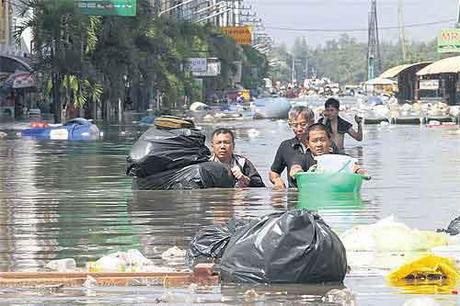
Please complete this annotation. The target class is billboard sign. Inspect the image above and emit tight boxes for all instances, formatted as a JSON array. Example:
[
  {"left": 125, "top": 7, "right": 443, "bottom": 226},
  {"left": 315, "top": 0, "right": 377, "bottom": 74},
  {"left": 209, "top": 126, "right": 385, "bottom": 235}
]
[
  {"left": 187, "top": 58, "right": 207, "bottom": 73},
  {"left": 77, "top": 0, "right": 137, "bottom": 16},
  {"left": 437, "top": 29, "right": 460, "bottom": 53},
  {"left": 193, "top": 58, "right": 221, "bottom": 77},
  {"left": 221, "top": 26, "right": 252, "bottom": 45}
]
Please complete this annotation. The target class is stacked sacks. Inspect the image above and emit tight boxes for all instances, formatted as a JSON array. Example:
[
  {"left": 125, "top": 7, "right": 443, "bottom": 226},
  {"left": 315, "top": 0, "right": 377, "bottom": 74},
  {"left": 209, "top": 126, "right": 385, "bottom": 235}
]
[
  {"left": 187, "top": 210, "right": 347, "bottom": 284},
  {"left": 127, "top": 116, "right": 234, "bottom": 190}
]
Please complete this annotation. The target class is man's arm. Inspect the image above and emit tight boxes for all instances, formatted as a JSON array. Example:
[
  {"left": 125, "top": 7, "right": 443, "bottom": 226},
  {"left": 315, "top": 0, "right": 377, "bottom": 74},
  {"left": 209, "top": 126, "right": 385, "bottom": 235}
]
[
  {"left": 348, "top": 124, "right": 363, "bottom": 141},
  {"left": 242, "top": 159, "right": 265, "bottom": 187},
  {"left": 269, "top": 171, "right": 285, "bottom": 189},
  {"left": 269, "top": 143, "right": 287, "bottom": 189}
]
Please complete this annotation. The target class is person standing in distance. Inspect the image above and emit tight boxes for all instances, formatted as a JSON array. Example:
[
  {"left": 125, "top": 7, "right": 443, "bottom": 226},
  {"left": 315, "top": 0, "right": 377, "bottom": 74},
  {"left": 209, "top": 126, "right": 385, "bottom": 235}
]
[{"left": 319, "top": 98, "right": 363, "bottom": 152}]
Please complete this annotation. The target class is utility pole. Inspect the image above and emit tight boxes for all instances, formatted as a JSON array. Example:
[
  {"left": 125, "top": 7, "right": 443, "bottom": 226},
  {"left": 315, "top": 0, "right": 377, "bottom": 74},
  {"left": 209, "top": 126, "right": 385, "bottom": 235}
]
[
  {"left": 398, "top": 0, "right": 407, "bottom": 61},
  {"left": 457, "top": 0, "right": 460, "bottom": 28},
  {"left": 367, "top": 0, "right": 381, "bottom": 80}
]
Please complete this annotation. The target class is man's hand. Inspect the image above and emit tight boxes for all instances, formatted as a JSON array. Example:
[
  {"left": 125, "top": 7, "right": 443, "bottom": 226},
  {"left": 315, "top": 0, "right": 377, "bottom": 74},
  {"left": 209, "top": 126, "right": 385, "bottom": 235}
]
[
  {"left": 289, "top": 164, "right": 303, "bottom": 178},
  {"left": 232, "top": 166, "right": 249, "bottom": 187},
  {"left": 354, "top": 114, "right": 363, "bottom": 125}
]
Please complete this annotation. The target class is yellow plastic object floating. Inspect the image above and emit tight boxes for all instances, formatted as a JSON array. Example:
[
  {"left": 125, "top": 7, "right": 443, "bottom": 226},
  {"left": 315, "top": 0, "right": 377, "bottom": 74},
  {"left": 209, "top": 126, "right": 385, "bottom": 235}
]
[{"left": 387, "top": 254, "right": 460, "bottom": 294}]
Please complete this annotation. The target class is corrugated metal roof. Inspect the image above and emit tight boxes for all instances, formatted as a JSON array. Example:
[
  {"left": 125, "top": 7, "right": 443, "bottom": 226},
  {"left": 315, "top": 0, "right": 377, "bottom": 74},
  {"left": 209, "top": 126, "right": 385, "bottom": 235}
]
[
  {"left": 380, "top": 62, "right": 431, "bottom": 78},
  {"left": 416, "top": 56, "right": 460, "bottom": 76},
  {"left": 379, "top": 64, "right": 412, "bottom": 79}
]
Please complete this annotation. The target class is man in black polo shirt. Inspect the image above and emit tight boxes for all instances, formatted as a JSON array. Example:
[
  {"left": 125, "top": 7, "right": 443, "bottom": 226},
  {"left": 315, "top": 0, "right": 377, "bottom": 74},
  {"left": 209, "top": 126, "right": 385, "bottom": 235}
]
[{"left": 269, "top": 106, "right": 315, "bottom": 189}]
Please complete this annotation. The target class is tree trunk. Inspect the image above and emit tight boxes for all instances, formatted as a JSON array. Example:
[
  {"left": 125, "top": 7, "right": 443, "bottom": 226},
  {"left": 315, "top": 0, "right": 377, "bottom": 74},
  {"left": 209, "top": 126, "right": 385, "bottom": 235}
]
[{"left": 52, "top": 72, "right": 62, "bottom": 123}]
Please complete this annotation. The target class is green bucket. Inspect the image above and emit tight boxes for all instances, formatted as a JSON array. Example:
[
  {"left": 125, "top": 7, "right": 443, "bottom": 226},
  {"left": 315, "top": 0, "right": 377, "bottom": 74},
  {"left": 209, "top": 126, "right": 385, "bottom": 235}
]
[{"left": 294, "top": 172, "right": 364, "bottom": 194}]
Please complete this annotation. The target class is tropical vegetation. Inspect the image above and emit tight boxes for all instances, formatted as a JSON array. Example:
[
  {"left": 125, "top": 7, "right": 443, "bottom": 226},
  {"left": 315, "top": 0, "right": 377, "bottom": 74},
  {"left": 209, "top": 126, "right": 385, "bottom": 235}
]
[
  {"left": 270, "top": 35, "right": 440, "bottom": 85},
  {"left": 16, "top": 0, "right": 268, "bottom": 122}
]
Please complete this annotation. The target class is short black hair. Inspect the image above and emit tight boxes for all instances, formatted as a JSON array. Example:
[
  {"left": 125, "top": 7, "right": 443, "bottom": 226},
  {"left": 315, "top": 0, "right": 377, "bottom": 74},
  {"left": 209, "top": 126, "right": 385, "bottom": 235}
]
[
  {"left": 306, "top": 123, "right": 331, "bottom": 140},
  {"left": 211, "top": 128, "right": 235, "bottom": 144},
  {"left": 324, "top": 98, "right": 340, "bottom": 110}
]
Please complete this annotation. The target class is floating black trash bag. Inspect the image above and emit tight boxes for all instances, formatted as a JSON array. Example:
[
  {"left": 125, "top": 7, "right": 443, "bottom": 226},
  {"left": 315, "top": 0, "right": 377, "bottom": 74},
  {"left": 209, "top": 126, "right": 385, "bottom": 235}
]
[
  {"left": 132, "top": 161, "right": 235, "bottom": 190},
  {"left": 437, "top": 216, "right": 460, "bottom": 236},
  {"left": 126, "top": 127, "right": 210, "bottom": 178},
  {"left": 219, "top": 210, "right": 347, "bottom": 284},
  {"left": 187, "top": 218, "right": 251, "bottom": 265}
]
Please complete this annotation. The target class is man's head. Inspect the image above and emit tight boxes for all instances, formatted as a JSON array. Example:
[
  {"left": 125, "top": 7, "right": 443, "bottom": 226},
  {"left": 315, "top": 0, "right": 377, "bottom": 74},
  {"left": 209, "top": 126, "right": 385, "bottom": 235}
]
[
  {"left": 211, "top": 128, "right": 235, "bottom": 163},
  {"left": 288, "top": 106, "right": 315, "bottom": 139},
  {"left": 324, "top": 98, "right": 340, "bottom": 120},
  {"left": 306, "top": 123, "right": 332, "bottom": 156}
]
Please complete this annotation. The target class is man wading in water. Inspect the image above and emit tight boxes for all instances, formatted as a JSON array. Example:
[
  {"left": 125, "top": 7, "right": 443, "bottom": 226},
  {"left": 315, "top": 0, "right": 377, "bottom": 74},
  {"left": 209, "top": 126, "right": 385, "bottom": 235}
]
[
  {"left": 319, "top": 98, "right": 363, "bottom": 152},
  {"left": 210, "top": 128, "right": 265, "bottom": 188}
]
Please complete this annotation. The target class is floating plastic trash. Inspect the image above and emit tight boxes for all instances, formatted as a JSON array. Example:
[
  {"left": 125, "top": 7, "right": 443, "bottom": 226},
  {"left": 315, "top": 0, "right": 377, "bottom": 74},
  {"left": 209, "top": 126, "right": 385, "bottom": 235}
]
[{"left": 387, "top": 255, "right": 460, "bottom": 293}]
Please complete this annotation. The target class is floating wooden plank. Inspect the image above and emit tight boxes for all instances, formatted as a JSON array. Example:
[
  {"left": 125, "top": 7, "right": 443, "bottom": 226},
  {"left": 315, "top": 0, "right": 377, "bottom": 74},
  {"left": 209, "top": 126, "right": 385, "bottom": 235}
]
[{"left": 0, "top": 264, "right": 218, "bottom": 288}]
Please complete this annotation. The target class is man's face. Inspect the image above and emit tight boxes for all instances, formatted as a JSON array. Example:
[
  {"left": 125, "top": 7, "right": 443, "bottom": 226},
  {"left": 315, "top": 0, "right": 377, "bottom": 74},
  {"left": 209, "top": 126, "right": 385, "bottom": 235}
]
[
  {"left": 324, "top": 106, "right": 339, "bottom": 120},
  {"left": 288, "top": 114, "right": 310, "bottom": 139},
  {"left": 308, "top": 129, "right": 332, "bottom": 156},
  {"left": 212, "top": 133, "right": 234, "bottom": 161}
]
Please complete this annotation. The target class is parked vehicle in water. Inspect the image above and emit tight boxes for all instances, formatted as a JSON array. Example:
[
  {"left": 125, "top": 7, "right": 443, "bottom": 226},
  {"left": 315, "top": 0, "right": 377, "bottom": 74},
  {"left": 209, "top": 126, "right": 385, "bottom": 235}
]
[{"left": 21, "top": 118, "right": 101, "bottom": 140}]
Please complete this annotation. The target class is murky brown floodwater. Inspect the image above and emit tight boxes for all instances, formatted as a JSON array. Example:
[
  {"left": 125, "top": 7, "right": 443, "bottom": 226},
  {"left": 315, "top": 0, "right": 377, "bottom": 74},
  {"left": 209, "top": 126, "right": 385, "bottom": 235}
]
[{"left": 0, "top": 115, "right": 459, "bottom": 305}]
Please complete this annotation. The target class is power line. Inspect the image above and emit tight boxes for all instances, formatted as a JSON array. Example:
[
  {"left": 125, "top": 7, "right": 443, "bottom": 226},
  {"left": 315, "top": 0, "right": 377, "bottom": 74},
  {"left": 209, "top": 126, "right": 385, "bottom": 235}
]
[{"left": 265, "top": 19, "right": 456, "bottom": 33}]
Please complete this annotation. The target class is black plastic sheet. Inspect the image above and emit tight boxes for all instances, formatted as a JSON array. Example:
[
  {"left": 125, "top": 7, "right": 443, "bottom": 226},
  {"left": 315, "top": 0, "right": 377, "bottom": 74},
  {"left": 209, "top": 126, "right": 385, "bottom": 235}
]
[
  {"left": 219, "top": 210, "right": 348, "bottom": 284},
  {"left": 132, "top": 161, "right": 235, "bottom": 190},
  {"left": 437, "top": 216, "right": 460, "bottom": 236},
  {"left": 187, "top": 218, "right": 250, "bottom": 265},
  {"left": 126, "top": 128, "right": 210, "bottom": 178}
]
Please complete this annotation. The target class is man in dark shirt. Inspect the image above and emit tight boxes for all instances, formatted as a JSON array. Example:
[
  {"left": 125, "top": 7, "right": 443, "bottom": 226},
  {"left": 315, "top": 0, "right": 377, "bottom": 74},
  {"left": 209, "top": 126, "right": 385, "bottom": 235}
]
[
  {"left": 319, "top": 98, "right": 363, "bottom": 152},
  {"left": 210, "top": 128, "right": 265, "bottom": 188},
  {"left": 269, "top": 106, "right": 315, "bottom": 188}
]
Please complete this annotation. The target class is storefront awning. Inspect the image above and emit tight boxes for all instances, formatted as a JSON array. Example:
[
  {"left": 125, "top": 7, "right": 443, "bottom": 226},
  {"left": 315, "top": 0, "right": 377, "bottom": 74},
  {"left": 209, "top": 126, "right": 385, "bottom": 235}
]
[
  {"left": 416, "top": 56, "right": 460, "bottom": 76},
  {"left": 2, "top": 71, "right": 36, "bottom": 89},
  {"left": 379, "top": 62, "right": 431, "bottom": 79}
]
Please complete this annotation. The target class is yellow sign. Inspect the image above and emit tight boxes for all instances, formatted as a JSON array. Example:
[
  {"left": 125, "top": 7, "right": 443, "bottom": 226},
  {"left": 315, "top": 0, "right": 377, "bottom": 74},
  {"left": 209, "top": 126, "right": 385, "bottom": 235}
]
[
  {"left": 221, "top": 26, "right": 252, "bottom": 45},
  {"left": 0, "top": 2, "right": 6, "bottom": 43}
]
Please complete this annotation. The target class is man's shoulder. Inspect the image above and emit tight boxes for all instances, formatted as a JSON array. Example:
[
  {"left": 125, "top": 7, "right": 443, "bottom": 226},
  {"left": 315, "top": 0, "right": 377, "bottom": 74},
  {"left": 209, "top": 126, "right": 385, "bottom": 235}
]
[{"left": 279, "top": 137, "right": 298, "bottom": 147}]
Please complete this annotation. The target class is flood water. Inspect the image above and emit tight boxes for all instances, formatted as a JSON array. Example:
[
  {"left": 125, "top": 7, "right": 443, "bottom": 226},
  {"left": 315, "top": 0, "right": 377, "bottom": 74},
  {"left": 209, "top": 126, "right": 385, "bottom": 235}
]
[{"left": 0, "top": 117, "right": 459, "bottom": 305}]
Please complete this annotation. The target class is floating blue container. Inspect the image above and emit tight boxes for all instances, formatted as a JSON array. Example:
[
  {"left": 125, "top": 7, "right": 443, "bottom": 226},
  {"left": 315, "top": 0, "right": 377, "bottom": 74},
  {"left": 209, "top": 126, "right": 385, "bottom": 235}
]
[{"left": 21, "top": 118, "right": 100, "bottom": 140}]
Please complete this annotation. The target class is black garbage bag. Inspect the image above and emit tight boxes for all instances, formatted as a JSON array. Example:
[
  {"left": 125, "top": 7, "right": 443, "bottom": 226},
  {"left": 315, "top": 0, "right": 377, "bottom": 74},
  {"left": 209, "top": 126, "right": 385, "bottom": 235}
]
[
  {"left": 126, "top": 127, "right": 210, "bottom": 178},
  {"left": 437, "top": 216, "right": 460, "bottom": 235},
  {"left": 219, "top": 210, "right": 347, "bottom": 284},
  {"left": 132, "top": 161, "right": 235, "bottom": 190},
  {"left": 187, "top": 218, "right": 251, "bottom": 265}
]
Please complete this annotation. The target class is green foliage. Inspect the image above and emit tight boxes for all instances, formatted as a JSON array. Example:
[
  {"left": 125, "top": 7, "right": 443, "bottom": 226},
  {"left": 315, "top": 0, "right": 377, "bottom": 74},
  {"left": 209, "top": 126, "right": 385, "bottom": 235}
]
[
  {"left": 270, "top": 35, "right": 440, "bottom": 84},
  {"left": 17, "top": 0, "right": 268, "bottom": 121}
]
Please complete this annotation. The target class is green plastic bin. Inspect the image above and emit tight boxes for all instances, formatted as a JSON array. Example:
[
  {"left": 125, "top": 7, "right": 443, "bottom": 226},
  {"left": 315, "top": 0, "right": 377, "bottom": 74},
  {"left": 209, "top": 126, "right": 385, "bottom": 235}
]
[{"left": 294, "top": 172, "right": 364, "bottom": 193}]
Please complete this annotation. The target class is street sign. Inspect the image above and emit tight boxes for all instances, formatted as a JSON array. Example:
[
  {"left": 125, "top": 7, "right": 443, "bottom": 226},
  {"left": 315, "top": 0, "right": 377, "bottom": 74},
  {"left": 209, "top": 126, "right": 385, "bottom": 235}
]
[
  {"left": 221, "top": 26, "right": 252, "bottom": 45},
  {"left": 77, "top": 0, "right": 137, "bottom": 17},
  {"left": 437, "top": 29, "right": 460, "bottom": 53},
  {"left": 419, "top": 79, "right": 439, "bottom": 90}
]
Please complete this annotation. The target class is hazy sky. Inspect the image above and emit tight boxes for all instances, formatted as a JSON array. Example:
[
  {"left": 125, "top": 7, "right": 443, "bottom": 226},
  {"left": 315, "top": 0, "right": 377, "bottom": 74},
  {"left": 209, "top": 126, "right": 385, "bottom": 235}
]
[{"left": 245, "top": 0, "right": 459, "bottom": 46}]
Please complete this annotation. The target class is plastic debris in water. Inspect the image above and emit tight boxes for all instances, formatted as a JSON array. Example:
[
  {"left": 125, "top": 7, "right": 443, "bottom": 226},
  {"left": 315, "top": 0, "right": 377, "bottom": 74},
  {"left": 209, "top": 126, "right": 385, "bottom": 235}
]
[
  {"left": 322, "top": 288, "right": 356, "bottom": 306},
  {"left": 161, "top": 246, "right": 186, "bottom": 262},
  {"left": 45, "top": 258, "right": 77, "bottom": 272},
  {"left": 403, "top": 297, "right": 441, "bottom": 306},
  {"left": 387, "top": 254, "right": 460, "bottom": 293}
]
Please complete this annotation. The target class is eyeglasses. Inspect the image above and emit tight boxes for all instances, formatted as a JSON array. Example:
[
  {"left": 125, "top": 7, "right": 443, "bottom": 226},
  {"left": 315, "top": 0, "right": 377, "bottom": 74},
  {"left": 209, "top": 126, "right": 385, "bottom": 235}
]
[{"left": 288, "top": 121, "right": 309, "bottom": 128}]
